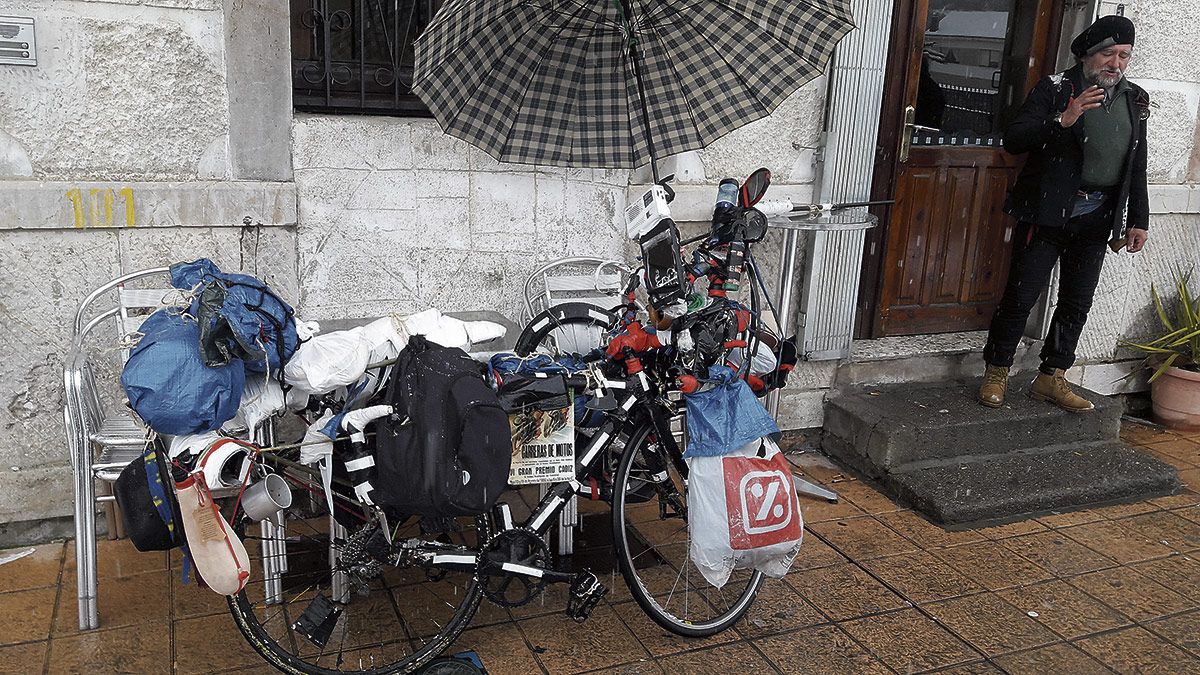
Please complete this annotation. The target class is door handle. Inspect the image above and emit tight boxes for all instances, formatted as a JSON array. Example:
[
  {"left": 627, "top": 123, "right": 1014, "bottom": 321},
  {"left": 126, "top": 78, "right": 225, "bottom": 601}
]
[{"left": 899, "top": 105, "right": 941, "bottom": 163}]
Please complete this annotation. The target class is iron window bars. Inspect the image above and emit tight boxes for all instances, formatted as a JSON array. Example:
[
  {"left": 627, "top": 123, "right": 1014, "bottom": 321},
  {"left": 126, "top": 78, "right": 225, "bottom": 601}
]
[{"left": 291, "top": 0, "right": 441, "bottom": 116}]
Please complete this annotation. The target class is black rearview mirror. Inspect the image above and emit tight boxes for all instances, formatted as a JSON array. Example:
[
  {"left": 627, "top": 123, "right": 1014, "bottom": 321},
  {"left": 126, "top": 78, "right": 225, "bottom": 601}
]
[
  {"left": 739, "top": 167, "right": 771, "bottom": 208},
  {"left": 742, "top": 209, "right": 768, "bottom": 242}
]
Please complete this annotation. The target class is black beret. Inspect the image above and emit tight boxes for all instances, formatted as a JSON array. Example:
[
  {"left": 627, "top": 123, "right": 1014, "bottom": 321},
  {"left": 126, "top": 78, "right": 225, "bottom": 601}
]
[{"left": 1071, "top": 15, "right": 1135, "bottom": 57}]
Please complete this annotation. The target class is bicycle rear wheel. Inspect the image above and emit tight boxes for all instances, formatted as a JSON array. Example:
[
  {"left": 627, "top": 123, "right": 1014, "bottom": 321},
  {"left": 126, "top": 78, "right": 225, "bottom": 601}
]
[
  {"left": 611, "top": 421, "right": 763, "bottom": 636},
  {"left": 227, "top": 483, "right": 488, "bottom": 674}
]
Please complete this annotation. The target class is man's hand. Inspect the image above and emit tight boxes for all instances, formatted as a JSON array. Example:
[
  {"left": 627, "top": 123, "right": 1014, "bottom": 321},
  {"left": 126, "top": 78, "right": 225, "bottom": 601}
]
[
  {"left": 1060, "top": 85, "right": 1105, "bottom": 127},
  {"left": 1127, "top": 228, "right": 1148, "bottom": 253}
]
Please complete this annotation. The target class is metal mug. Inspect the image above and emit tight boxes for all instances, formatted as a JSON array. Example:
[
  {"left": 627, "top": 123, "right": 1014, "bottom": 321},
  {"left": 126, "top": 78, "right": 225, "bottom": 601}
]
[{"left": 240, "top": 473, "right": 293, "bottom": 522}]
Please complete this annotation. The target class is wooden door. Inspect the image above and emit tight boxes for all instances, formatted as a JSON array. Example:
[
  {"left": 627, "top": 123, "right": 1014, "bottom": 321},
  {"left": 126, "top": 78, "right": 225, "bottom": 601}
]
[{"left": 862, "top": 0, "right": 1062, "bottom": 336}]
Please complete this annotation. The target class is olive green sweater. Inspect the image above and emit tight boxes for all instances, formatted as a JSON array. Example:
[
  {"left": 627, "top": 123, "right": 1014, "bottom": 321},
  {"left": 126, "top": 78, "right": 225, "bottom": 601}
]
[{"left": 1080, "top": 78, "right": 1133, "bottom": 189}]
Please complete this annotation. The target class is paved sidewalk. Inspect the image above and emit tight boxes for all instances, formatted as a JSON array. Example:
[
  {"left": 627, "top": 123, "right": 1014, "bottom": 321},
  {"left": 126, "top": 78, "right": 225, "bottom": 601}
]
[{"left": 2, "top": 420, "right": 1199, "bottom": 674}]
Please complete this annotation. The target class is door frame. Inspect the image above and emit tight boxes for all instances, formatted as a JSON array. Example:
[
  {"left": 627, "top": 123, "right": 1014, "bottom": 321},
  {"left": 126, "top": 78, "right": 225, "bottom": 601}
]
[{"left": 854, "top": 0, "right": 1066, "bottom": 338}]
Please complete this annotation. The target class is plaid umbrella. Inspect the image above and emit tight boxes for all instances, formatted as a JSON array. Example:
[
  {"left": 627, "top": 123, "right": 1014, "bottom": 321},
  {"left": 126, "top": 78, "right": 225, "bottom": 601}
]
[{"left": 413, "top": 0, "right": 854, "bottom": 172}]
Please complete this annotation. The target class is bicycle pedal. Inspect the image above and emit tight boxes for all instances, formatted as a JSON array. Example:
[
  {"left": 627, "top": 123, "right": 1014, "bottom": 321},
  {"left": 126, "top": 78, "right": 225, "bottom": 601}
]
[
  {"left": 565, "top": 571, "right": 607, "bottom": 623},
  {"left": 291, "top": 594, "right": 342, "bottom": 649}
]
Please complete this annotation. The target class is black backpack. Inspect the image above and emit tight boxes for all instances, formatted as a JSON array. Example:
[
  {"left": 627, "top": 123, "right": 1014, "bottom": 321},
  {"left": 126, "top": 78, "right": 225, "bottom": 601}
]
[
  {"left": 114, "top": 443, "right": 185, "bottom": 552},
  {"left": 372, "top": 335, "right": 511, "bottom": 517}
]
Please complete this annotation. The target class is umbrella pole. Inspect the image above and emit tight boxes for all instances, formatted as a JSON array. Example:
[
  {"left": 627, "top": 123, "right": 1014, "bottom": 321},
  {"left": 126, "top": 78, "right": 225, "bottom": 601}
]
[{"left": 617, "top": 0, "right": 659, "bottom": 183}]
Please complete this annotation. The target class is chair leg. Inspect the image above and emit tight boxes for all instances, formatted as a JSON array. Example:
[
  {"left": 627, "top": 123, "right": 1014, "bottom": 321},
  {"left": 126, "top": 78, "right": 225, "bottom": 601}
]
[
  {"left": 558, "top": 494, "right": 577, "bottom": 557},
  {"left": 261, "top": 518, "right": 285, "bottom": 605},
  {"left": 74, "top": 469, "right": 99, "bottom": 630},
  {"left": 98, "top": 480, "right": 121, "bottom": 540},
  {"left": 330, "top": 517, "right": 349, "bottom": 604}
]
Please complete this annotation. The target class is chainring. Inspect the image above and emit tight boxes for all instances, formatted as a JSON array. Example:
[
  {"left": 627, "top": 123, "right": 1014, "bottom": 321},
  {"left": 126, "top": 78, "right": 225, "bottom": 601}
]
[{"left": 478, "top": 527, "right": 549, "bottom": 608}]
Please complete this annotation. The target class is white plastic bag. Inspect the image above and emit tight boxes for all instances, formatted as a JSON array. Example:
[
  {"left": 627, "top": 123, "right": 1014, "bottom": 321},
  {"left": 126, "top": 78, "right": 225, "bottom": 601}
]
[
  {"left": 284, "top": 317, "right": 410, "bottom": 395},
  {"left": 284, "top": 328, "right": 373, "bottom": 394},
  {"left": 235, "top": 372, "right": 287, "bottom": 431},
  {"left": 685, "top": 437, "right": 803, "bottom": 588},
  {"left": 167, "top": 431, "right": 222, "bottom": 461}
]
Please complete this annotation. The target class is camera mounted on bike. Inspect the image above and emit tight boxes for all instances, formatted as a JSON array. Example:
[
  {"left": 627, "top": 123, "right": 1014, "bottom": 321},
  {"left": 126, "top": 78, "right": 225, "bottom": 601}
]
[{"left": 625, "top": 175, "right": 688, "bottom": 312}]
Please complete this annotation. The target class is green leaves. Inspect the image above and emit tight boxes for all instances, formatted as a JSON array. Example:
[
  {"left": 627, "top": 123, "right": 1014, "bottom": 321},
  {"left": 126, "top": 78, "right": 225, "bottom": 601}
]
[{"left": 1119, "top": 267, "right": 1199, "bottom": 382}]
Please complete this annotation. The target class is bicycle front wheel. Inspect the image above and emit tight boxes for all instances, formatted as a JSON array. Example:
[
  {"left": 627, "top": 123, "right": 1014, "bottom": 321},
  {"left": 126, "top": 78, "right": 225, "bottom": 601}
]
[
  {"left": 227, "top": 503, "right": 488, "bottom": 675},
  {"left": 612, "top": 421, "right": 764, "bottom": 636}
]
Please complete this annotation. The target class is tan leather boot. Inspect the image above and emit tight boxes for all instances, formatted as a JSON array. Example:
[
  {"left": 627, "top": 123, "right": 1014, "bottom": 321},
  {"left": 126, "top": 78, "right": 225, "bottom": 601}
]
[
  {"left": 978, "top": 365, "right": 1009, "bottom": 408},
  {"left": 1029, "top": 369, "right": 1094, "bottom": 412}
]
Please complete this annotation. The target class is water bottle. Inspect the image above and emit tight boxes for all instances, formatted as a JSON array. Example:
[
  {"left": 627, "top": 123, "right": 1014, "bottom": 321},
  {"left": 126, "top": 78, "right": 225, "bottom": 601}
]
[
  {"left": 713, "top": 178, "right": 739, "bottom": 236},
  {"left": 715, "top": 179, "right": 739, "bottom": 209}
]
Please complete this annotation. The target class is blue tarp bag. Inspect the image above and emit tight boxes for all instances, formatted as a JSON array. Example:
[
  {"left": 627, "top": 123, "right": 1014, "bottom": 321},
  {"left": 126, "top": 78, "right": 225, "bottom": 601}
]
[
  {"left": 170, "top": 259, "right": 299, "bottom": 374},
  {"left": 683, "top": 365, "right": 779, "bottom": 458},
  {"left": 121, "top": 310, "right": 246, "bottom": 435}
]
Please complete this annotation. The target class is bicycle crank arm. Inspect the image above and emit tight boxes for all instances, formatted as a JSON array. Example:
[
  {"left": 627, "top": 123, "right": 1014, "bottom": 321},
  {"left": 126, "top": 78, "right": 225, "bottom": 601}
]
[{"left": 479, "top": 559, "right": 574, "bottom": 584}]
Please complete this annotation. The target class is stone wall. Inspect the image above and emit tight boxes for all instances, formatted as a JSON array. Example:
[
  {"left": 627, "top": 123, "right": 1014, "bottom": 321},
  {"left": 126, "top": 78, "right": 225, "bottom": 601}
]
[
  {"left": 291, "top": 79, "right": 827, "bottom": 324},
  {"left": 0, "top": 0, "right": 229, "bottom": 181},
  {"left": 292, "top": 116, "right": 631, "bottom": 323},
  {"left": 0, "top": 0, "right": 297, "bottom": 541}
]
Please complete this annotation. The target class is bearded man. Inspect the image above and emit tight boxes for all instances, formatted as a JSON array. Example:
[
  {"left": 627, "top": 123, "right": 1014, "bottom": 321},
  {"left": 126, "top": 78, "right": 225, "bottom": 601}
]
[{"left": 978, "top": 15, "right": 1150, "bottom": 412}]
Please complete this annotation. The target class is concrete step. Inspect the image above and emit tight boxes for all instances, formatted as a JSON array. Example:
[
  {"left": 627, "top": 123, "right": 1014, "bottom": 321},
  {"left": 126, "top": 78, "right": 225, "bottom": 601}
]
[
  {"left": 821, "top": 379, "right": 1179, "bottom": 525},
  {"left": 823, "top": 378, "right": 1123, "bottom": 474},
  {"left": 837, "top": 332, "right": 1040, "bottom": 388},
  {"left": 887, "top": 442, "right": 1179, "bottom": 524}
]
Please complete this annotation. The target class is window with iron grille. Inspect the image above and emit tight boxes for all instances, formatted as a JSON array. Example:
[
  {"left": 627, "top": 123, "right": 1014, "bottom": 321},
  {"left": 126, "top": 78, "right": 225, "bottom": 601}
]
[{"left": 290, "top": 0, "right": 441, "bottom": 116}]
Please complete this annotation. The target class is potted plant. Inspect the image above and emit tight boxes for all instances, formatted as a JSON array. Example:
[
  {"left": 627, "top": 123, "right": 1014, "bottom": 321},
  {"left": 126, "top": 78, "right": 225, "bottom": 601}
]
[{"left": 1121, "top": 268, "right": 1200, "bottom": 430}]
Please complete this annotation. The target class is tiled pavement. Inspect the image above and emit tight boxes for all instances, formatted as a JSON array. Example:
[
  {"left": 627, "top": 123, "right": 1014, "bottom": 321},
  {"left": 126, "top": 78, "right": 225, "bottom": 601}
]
[{"left": 3, "top": 420, "right": 1200, "bottom": 674}]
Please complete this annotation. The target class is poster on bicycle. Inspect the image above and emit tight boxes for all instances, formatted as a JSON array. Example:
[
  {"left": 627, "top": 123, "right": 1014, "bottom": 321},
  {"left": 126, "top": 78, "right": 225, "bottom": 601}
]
[{"left": 507, "top": 406, "right": 576, "bottom": 485}]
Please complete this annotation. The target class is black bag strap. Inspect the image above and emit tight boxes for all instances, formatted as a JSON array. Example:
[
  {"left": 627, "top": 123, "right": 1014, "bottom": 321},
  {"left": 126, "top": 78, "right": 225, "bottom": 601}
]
[{"left": 384, "top": 335, "right": 432, "bottom": 417}]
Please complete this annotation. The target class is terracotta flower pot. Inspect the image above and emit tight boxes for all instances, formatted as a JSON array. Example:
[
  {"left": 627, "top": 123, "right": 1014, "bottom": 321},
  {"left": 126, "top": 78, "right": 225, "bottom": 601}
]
[{"left": 1151, "top": 365, "right": 1200, "bottom": 431}]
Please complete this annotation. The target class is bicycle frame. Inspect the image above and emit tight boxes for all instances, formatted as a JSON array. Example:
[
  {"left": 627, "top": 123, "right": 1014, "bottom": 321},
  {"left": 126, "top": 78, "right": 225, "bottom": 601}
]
[{"left": 414, "top": 370, "right": 682, "bottom": 580}]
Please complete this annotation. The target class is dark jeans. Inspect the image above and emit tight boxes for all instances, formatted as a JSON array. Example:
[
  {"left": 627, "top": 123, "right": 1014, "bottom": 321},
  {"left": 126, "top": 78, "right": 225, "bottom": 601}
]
[{"left": 982, "top": 203, "right": 1114, "bottom": 371}]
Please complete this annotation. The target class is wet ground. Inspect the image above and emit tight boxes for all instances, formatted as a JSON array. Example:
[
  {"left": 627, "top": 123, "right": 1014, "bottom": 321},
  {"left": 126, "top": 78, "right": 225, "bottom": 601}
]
[{"left": 2, "top": 419, "right": 1199, "bottom": 674}]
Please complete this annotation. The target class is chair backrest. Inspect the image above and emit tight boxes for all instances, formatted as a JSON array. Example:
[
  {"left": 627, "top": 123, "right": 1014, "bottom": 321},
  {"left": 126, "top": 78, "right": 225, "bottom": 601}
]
[
  {"left": 73, "top": 267, "right": 176, "bottom": 363},
  {"left": 522, "top": 257, "right": 632, "bottom": 324},
  {"left": 65, "top": 268, "right": 175, "bottom": 464}
]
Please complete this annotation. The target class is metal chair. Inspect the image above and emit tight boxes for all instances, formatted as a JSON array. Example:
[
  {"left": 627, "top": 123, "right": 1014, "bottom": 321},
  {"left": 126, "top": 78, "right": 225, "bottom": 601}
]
[
  {"left": 520, "top": 258, "right": 632, "bottom": 556},
  {"left": 521, "top": 256, "right": 632, "bottom": 325},
  {"left": 64, "top": 267, "right": 176, "bottom": 630}
]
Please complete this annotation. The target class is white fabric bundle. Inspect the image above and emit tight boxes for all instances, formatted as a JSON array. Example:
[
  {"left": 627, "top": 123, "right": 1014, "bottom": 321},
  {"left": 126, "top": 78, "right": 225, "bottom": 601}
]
[
  {"left": 283, "top": 317, "right": 407, "bottom": 395},
  {"left": 399, "top": 308, "right": 505, "bottom": 349}
]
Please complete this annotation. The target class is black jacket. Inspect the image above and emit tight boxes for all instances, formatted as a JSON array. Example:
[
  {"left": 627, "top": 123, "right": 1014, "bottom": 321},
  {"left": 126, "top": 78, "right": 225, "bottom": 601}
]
[{"left": 1002, "top": 64, "right": 1150, "bottom": 237}]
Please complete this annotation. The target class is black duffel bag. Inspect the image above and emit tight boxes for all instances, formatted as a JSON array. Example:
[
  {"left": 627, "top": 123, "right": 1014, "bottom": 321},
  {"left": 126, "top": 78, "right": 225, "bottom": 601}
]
[
  {"left": 373, "top": 335, "right": 511, "bottom": 517},
  {"left": 114, "top": 443, "right": 185, "bottom": 551}
]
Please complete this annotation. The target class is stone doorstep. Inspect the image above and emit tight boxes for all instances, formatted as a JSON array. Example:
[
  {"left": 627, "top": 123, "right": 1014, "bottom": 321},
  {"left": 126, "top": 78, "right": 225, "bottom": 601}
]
[
  {"left": 819, "top": 379, "right": 1180, "bottom": 524},
  {"left": 887, "top": 442, "right": 1180, "bottom": 525},
  {"left": 822, "top": 378, "right": 1123, "bottom": 471}
]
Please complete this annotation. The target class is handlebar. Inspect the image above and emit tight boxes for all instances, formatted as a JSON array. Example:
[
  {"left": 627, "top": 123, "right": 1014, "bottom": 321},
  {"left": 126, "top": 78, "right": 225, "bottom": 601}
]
[{"left": 757, "top": 199, "right": 895, "bottom": 216}]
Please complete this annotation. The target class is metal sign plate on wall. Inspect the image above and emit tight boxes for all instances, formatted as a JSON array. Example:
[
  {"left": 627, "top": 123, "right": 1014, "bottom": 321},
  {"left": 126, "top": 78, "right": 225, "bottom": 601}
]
[{"left": 0, "top": 16, "right": 35, "bottom": 67}]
